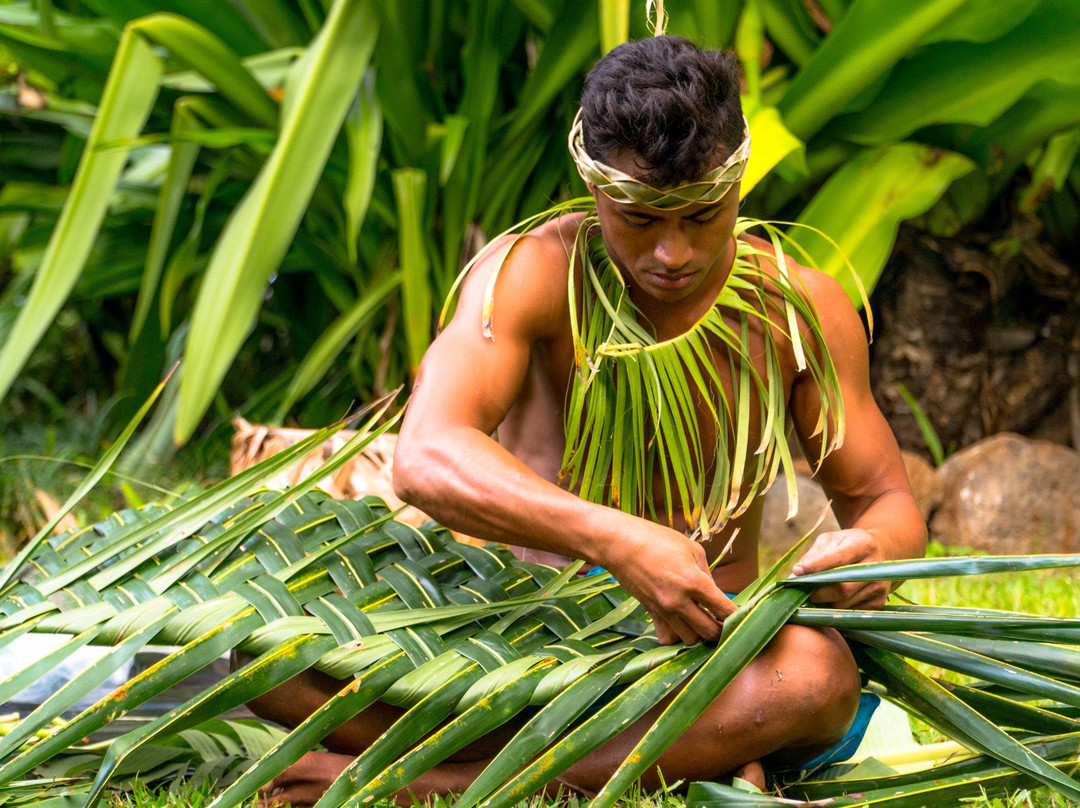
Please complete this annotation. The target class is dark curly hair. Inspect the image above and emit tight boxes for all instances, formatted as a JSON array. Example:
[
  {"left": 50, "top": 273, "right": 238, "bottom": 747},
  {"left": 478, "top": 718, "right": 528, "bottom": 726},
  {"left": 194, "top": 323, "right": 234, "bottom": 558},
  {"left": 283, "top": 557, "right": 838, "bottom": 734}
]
[{"left": 580, "top": 36, "right": 744, "bottom": 188}]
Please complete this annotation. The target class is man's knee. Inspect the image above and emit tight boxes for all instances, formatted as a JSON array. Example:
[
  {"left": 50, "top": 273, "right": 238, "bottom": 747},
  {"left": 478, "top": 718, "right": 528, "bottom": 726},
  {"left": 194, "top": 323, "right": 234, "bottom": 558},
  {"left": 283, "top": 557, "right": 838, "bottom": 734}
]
[{"left": 768, "top": 626, "right": 861, "bottom": 746}]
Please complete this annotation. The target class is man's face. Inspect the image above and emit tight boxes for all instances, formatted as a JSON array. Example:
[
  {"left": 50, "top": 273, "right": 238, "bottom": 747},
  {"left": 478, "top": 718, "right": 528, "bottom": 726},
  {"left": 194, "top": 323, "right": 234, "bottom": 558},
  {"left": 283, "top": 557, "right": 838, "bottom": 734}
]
[{"left": 590, "top": 151, "right": 740, "bottom": 306}]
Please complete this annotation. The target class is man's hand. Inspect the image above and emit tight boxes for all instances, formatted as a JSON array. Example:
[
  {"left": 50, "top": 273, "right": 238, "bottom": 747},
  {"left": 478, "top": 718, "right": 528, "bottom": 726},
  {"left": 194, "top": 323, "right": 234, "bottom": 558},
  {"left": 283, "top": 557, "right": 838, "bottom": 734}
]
[
  {"left": 599, "top": 522, "right": 737, "bottom": 645},
  {"left": 790, "top": 528, "right": 890, "bottom": 610}
]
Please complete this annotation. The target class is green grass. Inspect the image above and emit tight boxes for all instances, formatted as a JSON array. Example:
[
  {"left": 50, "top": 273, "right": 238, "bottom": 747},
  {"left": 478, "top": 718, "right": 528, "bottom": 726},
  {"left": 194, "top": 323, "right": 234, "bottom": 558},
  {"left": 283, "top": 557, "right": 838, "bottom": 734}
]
[
  {"left": 104, "top": 779, "right": 259, "bottom": 807},
  {"left": 896, "top": 541, "right": 1080, "bottom": 618}
]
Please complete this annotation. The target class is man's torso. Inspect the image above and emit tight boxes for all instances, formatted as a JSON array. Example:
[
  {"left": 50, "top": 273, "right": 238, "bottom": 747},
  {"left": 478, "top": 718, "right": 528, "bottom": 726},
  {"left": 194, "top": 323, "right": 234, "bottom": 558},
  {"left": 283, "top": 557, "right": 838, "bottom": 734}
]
[{"left": 479, "top": 213, "right": 811, "bottom": 591}]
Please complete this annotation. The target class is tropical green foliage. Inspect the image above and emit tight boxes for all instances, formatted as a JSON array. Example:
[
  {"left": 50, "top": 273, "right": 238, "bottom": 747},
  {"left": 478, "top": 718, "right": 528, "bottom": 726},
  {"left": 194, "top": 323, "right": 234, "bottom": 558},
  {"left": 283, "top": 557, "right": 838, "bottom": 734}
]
[
  {"left": 0, "top": 0, "right": 1078, "bottom": 448},
  {"left": 1, "top": 425, "right": 1080, "bottom": 807}
]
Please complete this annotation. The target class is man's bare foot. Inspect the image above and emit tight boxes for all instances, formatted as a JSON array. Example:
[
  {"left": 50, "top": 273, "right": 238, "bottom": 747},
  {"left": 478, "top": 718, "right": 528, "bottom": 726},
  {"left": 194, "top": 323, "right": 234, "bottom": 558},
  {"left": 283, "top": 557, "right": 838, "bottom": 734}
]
[
  {"left": 259, "top": 751, "right": 354, "bottom": 808},
  {"left": 732, "top": 759, "right": 766, "bottom": 791}
]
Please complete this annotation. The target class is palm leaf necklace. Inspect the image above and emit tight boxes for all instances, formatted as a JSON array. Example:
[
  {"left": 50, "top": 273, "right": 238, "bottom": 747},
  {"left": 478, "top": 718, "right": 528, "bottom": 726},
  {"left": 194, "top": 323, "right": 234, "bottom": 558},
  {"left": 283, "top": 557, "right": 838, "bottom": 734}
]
[{"left": 446, "top": 200, "right": 847, "bottom": 541}]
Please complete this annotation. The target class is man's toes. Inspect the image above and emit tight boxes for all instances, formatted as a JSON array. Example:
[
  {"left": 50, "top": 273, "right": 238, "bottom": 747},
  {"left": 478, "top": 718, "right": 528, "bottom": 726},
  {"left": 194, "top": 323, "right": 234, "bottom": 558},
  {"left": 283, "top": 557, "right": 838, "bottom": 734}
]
[{"left": 733, "top": 759, "right": 766, "bottom": 791}]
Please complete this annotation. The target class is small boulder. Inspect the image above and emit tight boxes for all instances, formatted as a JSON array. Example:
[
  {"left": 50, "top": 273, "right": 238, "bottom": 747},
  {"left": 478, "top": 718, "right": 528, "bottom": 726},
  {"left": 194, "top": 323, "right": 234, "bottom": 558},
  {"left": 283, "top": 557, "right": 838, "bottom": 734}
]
[
  {"left": 930, "top": 433, "right": 1080, "bottom": 553},
  {"left": 760, "top": 472, "right": 840, "bottom": 561}
]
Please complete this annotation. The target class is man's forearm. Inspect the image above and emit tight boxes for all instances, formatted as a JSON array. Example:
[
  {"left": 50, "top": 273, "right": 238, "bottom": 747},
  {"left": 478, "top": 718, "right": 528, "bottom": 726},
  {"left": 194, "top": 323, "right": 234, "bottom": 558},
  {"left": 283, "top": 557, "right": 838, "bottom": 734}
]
[
  {"left": 392, "top": 426, "right": 633, "bottom": 568},
  {"left": 848, "top": 489, "right": 928, "bottom": 562}
]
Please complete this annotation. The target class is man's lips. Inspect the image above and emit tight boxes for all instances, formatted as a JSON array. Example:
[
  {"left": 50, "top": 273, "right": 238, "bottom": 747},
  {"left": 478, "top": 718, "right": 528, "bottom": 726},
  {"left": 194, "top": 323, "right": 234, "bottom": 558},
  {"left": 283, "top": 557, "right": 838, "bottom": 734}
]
[{"left": 644, "top": 270, "right": 695, "bottom": 289}]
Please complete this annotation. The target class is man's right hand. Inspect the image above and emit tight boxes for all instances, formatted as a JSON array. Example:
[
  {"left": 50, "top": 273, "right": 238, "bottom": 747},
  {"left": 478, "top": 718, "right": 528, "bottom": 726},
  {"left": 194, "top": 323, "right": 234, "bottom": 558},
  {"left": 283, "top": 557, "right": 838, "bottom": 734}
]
[{"left": 598, "top": 521, "right": 736, "bottom": 645}]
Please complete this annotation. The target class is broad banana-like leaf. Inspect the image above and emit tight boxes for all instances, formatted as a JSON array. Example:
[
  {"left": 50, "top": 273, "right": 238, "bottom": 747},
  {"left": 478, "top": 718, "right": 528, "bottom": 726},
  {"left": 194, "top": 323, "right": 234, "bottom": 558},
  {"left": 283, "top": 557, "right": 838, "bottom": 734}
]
[
  {"left": 790, "top": 143, "right": 975, "bottom": 302},
  {"left": 740, "top": 97, "right": 805, "bottom": 196},
  {"left": 778, "top": 0, "right": 972, "bottom": 139},
  {"left": 835, "top": 0, "right": 1080, "bottom": 144},
  {"left": 176, "top": 0, "right": 380, "bottom": 442}
]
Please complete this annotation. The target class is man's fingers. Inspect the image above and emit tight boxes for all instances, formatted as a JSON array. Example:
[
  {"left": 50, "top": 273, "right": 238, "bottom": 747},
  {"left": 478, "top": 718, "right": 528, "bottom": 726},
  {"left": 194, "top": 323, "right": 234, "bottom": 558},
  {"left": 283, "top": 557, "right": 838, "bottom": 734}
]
[
  {"left": 652, "top": 603, "right": 720, "bottom": 645},
  {"left": 666, "top": 614, "right": 703, "bottom": 646},
  {"left": 656, "top": 614, "right": 698, "bottom": 646},
  {"left": 806, "top": 584, "right": 845, "bottom": 605},
  {"left": 652, "top": 613, "right": 678, "bottom": 646},
  {"left": 697, "top": 583, "right": 737, "bottom": 621},
  {"left": 678, "top": 601, "right": 723, "bottom": 642}
]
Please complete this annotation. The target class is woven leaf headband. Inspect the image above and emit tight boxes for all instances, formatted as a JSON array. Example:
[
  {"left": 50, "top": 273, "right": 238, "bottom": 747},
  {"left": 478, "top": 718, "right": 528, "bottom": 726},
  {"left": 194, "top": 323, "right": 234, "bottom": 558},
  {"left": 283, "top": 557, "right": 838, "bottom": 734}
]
[{"left": 568, "top": 108, "right": 751, "bottom": 210}]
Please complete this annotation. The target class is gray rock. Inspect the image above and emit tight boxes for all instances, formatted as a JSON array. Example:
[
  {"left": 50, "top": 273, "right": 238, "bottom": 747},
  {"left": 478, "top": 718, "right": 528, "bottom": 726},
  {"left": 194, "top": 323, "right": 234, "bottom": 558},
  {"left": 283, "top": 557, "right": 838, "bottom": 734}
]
[
  {"left": 930, "top": 433, "right": 1080, "bottom": 553},
  {"left": 760, "top": 472, "right": 839, "bottom": 562}
]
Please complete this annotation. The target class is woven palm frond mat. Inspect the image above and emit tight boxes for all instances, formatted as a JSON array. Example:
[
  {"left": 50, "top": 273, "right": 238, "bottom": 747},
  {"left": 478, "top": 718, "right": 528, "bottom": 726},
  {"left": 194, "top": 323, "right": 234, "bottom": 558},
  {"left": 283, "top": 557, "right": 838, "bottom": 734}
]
[{"left": 0, "top": 489, "right": 652, "bottom": 720}]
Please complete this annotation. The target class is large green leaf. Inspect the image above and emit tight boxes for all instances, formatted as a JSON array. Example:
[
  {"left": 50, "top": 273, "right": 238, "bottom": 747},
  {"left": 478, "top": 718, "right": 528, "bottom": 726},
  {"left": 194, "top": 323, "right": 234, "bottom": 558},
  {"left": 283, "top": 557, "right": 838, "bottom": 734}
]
[
  {"left": 777, "top": 0, "right": 971, "bottom": 139},
  {"left": 0, "top": 23, "right": 161, "bottom": 405},
  {"left": 175, "top": 0, "right": 380, "bottom": 442},
  {"left": 791, "top": 142, "right": 975, "bottom": 302},
  {"left": 835, "top": 0, "right": 1080, "bottom": 143},
  {"left": 393, "top": 168, "right": 432, "bottom": 376}
]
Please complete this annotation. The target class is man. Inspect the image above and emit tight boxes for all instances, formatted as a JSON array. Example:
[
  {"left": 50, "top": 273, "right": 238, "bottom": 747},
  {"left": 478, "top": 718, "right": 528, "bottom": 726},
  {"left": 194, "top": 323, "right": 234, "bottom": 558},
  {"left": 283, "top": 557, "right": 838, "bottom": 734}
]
[{"left": 257, "top": 36, "right": 926, "bottom": 805}]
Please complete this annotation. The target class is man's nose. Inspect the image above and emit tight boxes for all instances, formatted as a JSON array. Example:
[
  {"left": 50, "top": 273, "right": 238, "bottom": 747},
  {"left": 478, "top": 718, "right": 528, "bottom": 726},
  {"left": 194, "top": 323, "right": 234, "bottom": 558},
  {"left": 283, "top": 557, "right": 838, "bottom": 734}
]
[{"left": 654, "top": 227, "right": 693, "bottom": 270}]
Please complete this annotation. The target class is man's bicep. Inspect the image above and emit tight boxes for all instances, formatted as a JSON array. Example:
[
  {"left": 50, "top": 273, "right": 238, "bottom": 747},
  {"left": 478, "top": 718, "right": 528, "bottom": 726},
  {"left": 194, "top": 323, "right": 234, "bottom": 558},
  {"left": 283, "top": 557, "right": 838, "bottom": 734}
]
[
  {"left": 406, "top": 237, "right": 562, "bottom": 434},
  {"left": 409, "top": 318, "right": 534, "bottom": 435},
  {"left": 791, "top": 274, "right": 909, "bottom": 523}
]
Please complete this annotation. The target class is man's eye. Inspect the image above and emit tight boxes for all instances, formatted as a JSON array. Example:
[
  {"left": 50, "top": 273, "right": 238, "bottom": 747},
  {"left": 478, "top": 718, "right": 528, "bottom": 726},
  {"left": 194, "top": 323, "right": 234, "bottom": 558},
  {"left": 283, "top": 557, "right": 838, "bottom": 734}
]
[
  {"left": 623, "top": 216, "right": 650, "bottom": 228},
  {"left": 691, "top": 211, "right": 720, "bottom": 224}
]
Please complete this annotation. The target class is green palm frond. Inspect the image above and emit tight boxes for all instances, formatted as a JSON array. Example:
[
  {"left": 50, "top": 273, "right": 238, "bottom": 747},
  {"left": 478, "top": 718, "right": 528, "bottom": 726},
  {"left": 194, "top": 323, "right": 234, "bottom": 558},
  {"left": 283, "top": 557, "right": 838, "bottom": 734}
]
[{"left": 1, "top": 417, "right": 1080, "bottom": 806}]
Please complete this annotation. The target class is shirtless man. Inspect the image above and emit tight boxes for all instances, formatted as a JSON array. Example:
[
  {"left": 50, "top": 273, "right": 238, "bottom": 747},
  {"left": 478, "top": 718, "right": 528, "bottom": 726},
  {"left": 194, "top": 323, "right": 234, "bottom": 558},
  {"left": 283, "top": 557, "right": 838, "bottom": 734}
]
[{"left": 255, "top": 36, "right": 926, "bottom": 805}]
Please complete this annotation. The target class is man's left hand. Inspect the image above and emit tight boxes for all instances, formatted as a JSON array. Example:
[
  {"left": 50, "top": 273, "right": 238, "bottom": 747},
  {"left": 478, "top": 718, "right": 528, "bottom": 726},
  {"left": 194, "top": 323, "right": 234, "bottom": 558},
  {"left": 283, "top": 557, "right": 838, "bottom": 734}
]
[{"left": 790, "top": 529, "right": 890, "bottom": 610}]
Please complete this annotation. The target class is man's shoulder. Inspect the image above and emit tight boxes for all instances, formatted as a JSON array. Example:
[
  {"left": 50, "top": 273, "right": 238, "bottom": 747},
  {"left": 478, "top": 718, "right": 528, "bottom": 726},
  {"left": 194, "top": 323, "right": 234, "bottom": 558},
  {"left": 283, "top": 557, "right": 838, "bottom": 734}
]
[
  {"left": 737, "top": 232, "right": 854, "bottom": 315},
  {"left": 735, "top": 231, "right": 868, "bottom": 370},
  {"left": 450, "top": 212, "right": 587, "bottom": 342},
  {"left": 503, "top": 211, "right": 588, "bottom": 270}
]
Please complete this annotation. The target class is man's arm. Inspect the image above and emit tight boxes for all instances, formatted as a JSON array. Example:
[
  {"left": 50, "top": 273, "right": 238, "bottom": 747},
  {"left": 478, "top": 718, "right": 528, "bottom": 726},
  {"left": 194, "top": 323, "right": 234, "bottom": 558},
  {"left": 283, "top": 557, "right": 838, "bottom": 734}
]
[
  {"left": 393, "top": 232, "right": 735, "bottom": 644},
  {"left": 788, "top": 271, "right": 928, "bottom": 609}
]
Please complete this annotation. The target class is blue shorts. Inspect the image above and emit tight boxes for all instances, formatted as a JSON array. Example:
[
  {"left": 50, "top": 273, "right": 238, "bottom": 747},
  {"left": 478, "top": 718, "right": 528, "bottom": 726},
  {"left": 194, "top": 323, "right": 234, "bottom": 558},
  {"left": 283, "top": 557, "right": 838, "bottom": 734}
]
[{"left": 788, "top": 692, "right": 880, "bottom": 775}]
